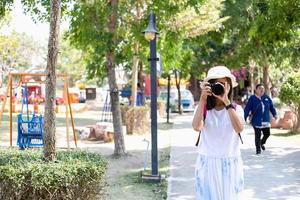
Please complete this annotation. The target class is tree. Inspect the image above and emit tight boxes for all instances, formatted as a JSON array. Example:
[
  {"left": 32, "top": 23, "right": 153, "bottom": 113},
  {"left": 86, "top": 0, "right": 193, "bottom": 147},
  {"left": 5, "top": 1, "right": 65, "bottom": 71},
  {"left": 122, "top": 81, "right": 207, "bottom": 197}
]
[
  {"left": 44, "top": 0, "right": 61, "bottom": 161},
  {"left": 106, "top": 0, "right": 126, "bottom": 156},
  {"left": 66, "top": 0, "right": 207, "bottom": 154},
  {"left": 180, "top": 0, "right": 299, "bottom": 100},
  {"left": 161, "top": 0, "right": 229, "bottom": 103},
  {"left": 67, "top": 1, "right": 126, "bottom": 156},
  {"left": 218, "top": 0, "right": 300, "bottom": 95},
  {"left": 57, "top": 38, "right": 86, "bottom": 86},
  {"left": 0, "top": 0, "right": 13, "bottom": 18},
  {"left": 0, "top": 30, "right": 45, "bottom": 86},
  {"left": 279, "top": 72, "right": 300, "bottom": 130},
  {"left": 0, "top": 33, "right": 18, "bottom": 86}
]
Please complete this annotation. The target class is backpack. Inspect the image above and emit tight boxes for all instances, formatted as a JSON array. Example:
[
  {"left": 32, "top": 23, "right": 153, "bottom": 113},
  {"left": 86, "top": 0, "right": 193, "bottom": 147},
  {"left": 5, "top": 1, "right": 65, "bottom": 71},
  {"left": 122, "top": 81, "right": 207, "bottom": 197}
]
[{"left": 195, "top": 103, "right": 243, "bottom": 146}]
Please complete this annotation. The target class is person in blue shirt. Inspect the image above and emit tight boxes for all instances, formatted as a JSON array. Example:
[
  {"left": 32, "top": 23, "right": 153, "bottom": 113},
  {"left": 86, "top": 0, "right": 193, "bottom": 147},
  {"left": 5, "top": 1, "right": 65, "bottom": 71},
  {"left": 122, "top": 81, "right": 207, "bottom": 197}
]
[{"left": 244, "top": 84, "right": 278, "bottom": 155}]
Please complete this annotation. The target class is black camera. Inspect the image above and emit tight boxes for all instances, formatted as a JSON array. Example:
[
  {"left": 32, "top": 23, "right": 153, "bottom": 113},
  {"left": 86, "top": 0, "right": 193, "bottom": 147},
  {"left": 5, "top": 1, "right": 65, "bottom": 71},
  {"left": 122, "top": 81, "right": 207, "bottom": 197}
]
[{"left": 210, "top": 82, "right": 224, "bottom": 95}]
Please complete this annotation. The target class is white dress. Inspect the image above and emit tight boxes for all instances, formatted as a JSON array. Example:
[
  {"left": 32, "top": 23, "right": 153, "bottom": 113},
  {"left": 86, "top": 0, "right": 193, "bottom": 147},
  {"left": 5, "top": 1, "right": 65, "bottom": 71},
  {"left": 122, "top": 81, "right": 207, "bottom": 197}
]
[{"left": 195, "top": 105, "right": 245, "bottom": 200}]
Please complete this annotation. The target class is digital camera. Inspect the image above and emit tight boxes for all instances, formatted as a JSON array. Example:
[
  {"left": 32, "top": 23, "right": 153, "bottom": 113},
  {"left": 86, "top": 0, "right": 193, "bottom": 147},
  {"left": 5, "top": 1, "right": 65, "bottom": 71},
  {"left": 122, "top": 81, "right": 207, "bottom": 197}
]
[{"left": 210, "top": 82, "right": 224, "bottom": 95}]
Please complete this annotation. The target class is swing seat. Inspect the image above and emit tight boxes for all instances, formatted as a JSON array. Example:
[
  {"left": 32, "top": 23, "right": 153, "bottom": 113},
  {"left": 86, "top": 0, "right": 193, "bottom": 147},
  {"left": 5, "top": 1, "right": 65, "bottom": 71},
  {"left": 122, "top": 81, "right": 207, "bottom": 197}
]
[{"left": 17, "top": 113, "right": 44, "bottom": 148}]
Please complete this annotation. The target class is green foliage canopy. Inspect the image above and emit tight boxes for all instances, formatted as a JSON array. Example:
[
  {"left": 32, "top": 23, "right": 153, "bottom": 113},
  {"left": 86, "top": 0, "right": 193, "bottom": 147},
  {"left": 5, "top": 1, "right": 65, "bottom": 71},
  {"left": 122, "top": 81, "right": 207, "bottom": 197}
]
[{"left": 279, "top": 72, "right": 300, "bottom": 107}]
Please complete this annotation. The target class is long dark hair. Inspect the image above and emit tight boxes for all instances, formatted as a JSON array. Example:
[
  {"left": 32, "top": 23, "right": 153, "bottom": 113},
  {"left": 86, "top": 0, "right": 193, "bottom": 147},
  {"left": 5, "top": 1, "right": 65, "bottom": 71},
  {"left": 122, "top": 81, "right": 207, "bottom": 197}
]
[{"left": 206, "top": 78, "right": 233, "bottom": 110}]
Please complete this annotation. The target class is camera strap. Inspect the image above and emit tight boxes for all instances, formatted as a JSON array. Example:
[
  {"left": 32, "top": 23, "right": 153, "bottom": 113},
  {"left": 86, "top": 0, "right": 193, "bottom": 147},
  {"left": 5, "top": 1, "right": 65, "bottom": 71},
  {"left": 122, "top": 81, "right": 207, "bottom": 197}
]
[{"left": 195, "top": 105, "right": 206, "bottom": 147}]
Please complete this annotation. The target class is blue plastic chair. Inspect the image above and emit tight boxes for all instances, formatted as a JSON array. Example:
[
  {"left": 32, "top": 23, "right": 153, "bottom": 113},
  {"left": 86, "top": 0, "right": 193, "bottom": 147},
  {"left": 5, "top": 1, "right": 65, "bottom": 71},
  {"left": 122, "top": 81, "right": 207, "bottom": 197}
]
[{"left": 17, "top": 85, "right": 44, "bottom": 149}]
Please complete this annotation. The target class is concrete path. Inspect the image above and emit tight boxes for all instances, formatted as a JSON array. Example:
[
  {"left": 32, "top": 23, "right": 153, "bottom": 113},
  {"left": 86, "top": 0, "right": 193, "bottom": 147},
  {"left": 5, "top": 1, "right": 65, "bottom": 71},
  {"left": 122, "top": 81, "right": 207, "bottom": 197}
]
[{"left": 167, "top": 113, "right": 300, "bottom": 200}]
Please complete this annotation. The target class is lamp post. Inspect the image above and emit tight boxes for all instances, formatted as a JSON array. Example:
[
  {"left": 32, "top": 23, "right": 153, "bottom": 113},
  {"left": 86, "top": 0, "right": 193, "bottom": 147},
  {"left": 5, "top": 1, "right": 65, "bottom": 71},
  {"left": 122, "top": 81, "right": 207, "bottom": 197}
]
[{"left": 143, "top": 12, "right": 160, "bottom": 180}]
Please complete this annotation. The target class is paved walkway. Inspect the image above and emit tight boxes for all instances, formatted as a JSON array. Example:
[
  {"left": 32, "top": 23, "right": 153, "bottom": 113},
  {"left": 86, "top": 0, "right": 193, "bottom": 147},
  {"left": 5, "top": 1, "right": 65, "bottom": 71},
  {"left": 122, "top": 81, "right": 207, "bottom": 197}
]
[{"left": 167, "top": 113, "right": 300, "bottom": 200}]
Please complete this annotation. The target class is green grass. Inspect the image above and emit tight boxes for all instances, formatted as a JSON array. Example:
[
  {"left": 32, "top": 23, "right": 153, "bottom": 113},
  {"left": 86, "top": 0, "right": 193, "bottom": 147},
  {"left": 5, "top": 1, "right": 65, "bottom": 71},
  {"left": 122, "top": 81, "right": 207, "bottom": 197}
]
[
  {"left": 106, "top": 147, "right": 171, "bottom": 200},
  {"left": 272, "top": 129, "right": 300, "bottom": 137},
  {"left": 101, "top": 115, "right": 173, "bottom": 200}
]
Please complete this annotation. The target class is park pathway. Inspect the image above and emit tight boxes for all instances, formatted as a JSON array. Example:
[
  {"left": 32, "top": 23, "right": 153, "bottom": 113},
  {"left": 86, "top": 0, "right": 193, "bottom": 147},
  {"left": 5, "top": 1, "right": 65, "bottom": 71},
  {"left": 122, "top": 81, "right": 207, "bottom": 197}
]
[{"left": 167, "top": 113, "right": 300, "bottom": 200}]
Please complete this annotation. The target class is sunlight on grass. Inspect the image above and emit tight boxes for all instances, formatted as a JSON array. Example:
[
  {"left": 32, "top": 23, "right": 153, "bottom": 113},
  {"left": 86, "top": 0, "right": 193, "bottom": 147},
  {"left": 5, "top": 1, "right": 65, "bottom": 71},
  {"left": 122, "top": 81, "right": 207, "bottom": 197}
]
[
  {"left": 272, "top": 129, "right": 300, "bottom": 137},
  {"left": 107, "top": 147, "right": 170, "bottom": 200}
]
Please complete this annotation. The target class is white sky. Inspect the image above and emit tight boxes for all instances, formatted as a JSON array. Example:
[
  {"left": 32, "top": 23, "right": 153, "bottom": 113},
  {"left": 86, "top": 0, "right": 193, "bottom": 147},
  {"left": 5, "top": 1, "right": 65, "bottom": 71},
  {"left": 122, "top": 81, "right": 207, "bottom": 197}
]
[
  {"left": 9, "top": 0, "right": 69, "bottom": 43},
  {"left": 10, "top": 0, "right": 49, "bottom": 42},
  {"left": 3, "top": 0, "right": 70, "bottom": 66}
]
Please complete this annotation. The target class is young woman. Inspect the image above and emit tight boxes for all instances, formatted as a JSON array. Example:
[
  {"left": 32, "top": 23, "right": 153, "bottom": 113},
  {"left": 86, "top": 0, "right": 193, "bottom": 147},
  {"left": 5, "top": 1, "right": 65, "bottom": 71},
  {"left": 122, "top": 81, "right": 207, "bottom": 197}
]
[{"left": 192, "top": 66, "right": 245, "bottom": 200}]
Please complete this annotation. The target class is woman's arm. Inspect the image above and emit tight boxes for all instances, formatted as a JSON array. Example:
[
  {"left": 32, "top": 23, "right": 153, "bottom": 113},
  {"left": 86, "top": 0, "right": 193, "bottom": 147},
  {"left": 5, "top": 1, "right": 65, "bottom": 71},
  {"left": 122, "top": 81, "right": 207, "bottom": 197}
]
[
  {"left": 192, "top": 98, "right": 205, "bottom": 131},
  {"left": 192, "top": 82, "right": 211, "bottom": 131},
  {"left": 225, "top": 104, "right": 244, "bottom": 133}
]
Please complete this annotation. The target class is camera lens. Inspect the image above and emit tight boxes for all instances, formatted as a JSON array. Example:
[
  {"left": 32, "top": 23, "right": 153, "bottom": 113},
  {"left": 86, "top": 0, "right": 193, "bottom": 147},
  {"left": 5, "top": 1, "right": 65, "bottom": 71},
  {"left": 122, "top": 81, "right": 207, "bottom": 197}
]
[{"left": 211, "top": 83, "right": 224, "bottom": 95}]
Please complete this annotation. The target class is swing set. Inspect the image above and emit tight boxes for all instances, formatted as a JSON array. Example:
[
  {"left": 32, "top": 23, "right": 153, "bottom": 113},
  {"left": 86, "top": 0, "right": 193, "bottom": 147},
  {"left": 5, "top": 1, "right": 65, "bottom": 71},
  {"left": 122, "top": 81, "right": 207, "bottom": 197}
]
[{"left": 0, "top": 72, "right": 77, "bottom": 149}]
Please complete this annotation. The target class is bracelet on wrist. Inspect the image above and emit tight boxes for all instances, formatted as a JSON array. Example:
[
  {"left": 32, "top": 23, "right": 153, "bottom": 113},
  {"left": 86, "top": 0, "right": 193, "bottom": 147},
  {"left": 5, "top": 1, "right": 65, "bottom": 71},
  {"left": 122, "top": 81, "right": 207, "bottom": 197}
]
[{"left": 225, "top": 103, "right": 234, "bottom": 110}]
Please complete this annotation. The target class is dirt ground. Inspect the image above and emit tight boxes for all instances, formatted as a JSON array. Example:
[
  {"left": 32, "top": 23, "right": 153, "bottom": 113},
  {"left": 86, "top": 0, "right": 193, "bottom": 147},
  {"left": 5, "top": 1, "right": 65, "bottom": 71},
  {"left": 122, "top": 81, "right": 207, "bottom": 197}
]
[{"left": 76, "top": 101, "right": 173, "bottom": 200}]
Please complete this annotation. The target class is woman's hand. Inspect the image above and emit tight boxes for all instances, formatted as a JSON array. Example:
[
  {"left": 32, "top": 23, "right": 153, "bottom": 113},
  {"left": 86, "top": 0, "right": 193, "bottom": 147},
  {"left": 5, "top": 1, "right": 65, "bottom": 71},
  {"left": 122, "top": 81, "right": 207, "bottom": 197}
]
[
  {"left": 200, "top": 81, "right": 212, "bottom": 101},
  {"left": 212, "top": 82, "right": 230, "bottom": 106}
]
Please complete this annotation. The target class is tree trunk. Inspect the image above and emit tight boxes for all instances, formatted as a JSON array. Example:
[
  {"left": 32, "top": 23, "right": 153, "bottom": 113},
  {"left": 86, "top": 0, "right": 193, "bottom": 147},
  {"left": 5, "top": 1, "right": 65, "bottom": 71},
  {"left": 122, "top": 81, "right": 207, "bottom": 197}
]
[
  {"left": 107, "top": 0, "right": 126, "bottom": 156},
  {"left": 263, "top": 65, "right": 271, "bottom": 96},
  {"left": 249, "top": 60, "right": 255, "bottom": 94},
  {"left": 44, "top": 0, "right": 61, "bottom": 161},
  {"left": 130, "top": 1, "right": 142, "bottom": 107},
  {"left": 131, "top": 50, "right": 139, "bottom": 106},
  {"left": 297, "top": 106, "right": 300, "bottom": 130},
  {"left": 188, "top": 74, "right": 200, "bottom": 102},
  {"left": 174, "top": 70, "right": 182, "bottom": 114}
]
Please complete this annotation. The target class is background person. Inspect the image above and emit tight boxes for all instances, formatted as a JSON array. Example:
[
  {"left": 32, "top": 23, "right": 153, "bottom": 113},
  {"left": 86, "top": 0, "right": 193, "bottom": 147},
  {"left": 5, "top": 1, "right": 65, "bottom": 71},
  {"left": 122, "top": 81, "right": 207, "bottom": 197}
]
[{"left": 244, "top": 84, "right": 278, "bottom": 155}]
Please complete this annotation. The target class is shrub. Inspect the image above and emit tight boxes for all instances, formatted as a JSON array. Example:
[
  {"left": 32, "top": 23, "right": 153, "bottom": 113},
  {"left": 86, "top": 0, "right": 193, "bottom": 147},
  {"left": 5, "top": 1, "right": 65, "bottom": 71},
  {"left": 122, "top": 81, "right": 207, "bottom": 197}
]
[
  {"left": 157, "top": 100, "right": 166, "bottom": 117},
  {"left": 0, "top": 149, "right": 107, "bottom": 200},
  {"left": 279, "top": 72, "right": 300, "bottom": 129},
  {"left": 121, "top": 106, "right": 150, "bottom": 135},
  {"left": 145, "top": 100, "right": 166, "bottom": 117}
]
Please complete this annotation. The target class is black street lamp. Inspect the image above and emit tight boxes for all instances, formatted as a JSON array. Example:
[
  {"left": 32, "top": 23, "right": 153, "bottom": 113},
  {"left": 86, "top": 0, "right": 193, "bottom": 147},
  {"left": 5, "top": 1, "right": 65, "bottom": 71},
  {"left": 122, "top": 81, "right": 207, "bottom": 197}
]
[{"left": 142, "top": 12, "right": 160, "bottom": 181}]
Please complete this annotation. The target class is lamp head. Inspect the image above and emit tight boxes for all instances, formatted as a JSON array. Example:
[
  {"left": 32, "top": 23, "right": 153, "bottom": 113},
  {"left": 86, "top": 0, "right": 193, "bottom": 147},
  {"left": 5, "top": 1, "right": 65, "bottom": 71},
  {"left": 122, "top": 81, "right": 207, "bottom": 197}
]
[{"left": 143, "top": 12, "right": 158, "bottom": 41}]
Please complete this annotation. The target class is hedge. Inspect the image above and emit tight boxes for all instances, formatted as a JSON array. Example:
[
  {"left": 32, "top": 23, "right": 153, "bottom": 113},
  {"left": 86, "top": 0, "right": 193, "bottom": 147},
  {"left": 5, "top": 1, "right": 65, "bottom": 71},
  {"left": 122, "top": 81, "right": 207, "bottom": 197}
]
[{"left": 0, "top": 149, "right": 107, "bottom": 200}]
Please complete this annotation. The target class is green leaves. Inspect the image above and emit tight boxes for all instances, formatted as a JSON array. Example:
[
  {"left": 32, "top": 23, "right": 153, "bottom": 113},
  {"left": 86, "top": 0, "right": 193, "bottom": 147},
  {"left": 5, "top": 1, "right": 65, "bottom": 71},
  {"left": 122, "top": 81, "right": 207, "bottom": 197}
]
[
  {"left": 57, "top": 37, "right": 86, "bottom": 86},
  {"left": 195, "top": 0, "right": 300, "bottom": 75},
  {"left": 0, "top": 149, "right": 108, "bottom": 200},
  {"left": 0, "top": 0, "right": 14, "bottom": 18},
  {"left": 20, "top": 0, "right": 72, "bottom": 22},
  {"left": 279, "top": 72, "right": 300, "bottom": 106}
]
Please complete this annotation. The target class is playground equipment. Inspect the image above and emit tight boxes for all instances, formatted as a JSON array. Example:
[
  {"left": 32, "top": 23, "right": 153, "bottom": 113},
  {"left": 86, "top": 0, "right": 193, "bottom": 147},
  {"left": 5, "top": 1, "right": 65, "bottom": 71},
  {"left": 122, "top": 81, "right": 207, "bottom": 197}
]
[
  {"left": 17, "top": 85, "right": 44, "bottom": 148},
  {"left": 100, "top": 90, "right": 112, "bottom": 123},
  {"left": 0, "top": 72, "right": 77, "bottom": 148}
]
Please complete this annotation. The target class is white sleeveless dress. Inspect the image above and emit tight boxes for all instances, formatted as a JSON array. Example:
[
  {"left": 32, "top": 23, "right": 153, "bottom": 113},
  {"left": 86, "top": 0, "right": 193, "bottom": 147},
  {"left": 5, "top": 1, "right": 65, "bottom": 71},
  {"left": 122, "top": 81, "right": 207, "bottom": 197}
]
[{"left": 195, "top": 105, "right": 245, "bottom": 200}]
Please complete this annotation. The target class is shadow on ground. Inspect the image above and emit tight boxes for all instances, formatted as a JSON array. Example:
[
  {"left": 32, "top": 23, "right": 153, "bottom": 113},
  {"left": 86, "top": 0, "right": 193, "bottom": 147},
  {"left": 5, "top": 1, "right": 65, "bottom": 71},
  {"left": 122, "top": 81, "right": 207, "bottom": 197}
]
[{"left": 242, "top": 147, "right": 300, "bottom": 200}]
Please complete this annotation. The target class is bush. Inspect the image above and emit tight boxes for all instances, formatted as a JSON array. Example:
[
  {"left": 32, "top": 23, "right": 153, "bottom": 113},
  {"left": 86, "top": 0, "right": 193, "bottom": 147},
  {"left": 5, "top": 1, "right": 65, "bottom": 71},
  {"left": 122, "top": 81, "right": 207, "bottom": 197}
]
[
  {"left": 0, "top": 149, "right": 107, "bottom": 200},
  {"left": 121, "top": 106, "right": 150, "bottom": 135},
  {"left": 279, "top": 72, "right": 300, "bottom": 129},
  {"left": 145, "top": 100, "right": 166, "bottom": 117},
  {"left": 157, "top": 100, "right": 166, "bottom": 117}
]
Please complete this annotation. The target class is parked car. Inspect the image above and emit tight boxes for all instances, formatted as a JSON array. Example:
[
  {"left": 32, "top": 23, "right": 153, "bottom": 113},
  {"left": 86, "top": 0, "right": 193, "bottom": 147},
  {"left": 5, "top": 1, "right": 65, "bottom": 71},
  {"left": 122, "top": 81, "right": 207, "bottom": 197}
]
[{"left": 159, "top": 88, "right": 194, "bottom": 112}]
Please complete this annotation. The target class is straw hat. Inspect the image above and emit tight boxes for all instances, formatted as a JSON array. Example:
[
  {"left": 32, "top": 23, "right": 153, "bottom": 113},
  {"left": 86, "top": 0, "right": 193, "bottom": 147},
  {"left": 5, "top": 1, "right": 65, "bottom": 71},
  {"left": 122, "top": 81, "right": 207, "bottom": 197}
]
[{"left": 203, "top": 66, "right": 238, "bottom": 88}]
